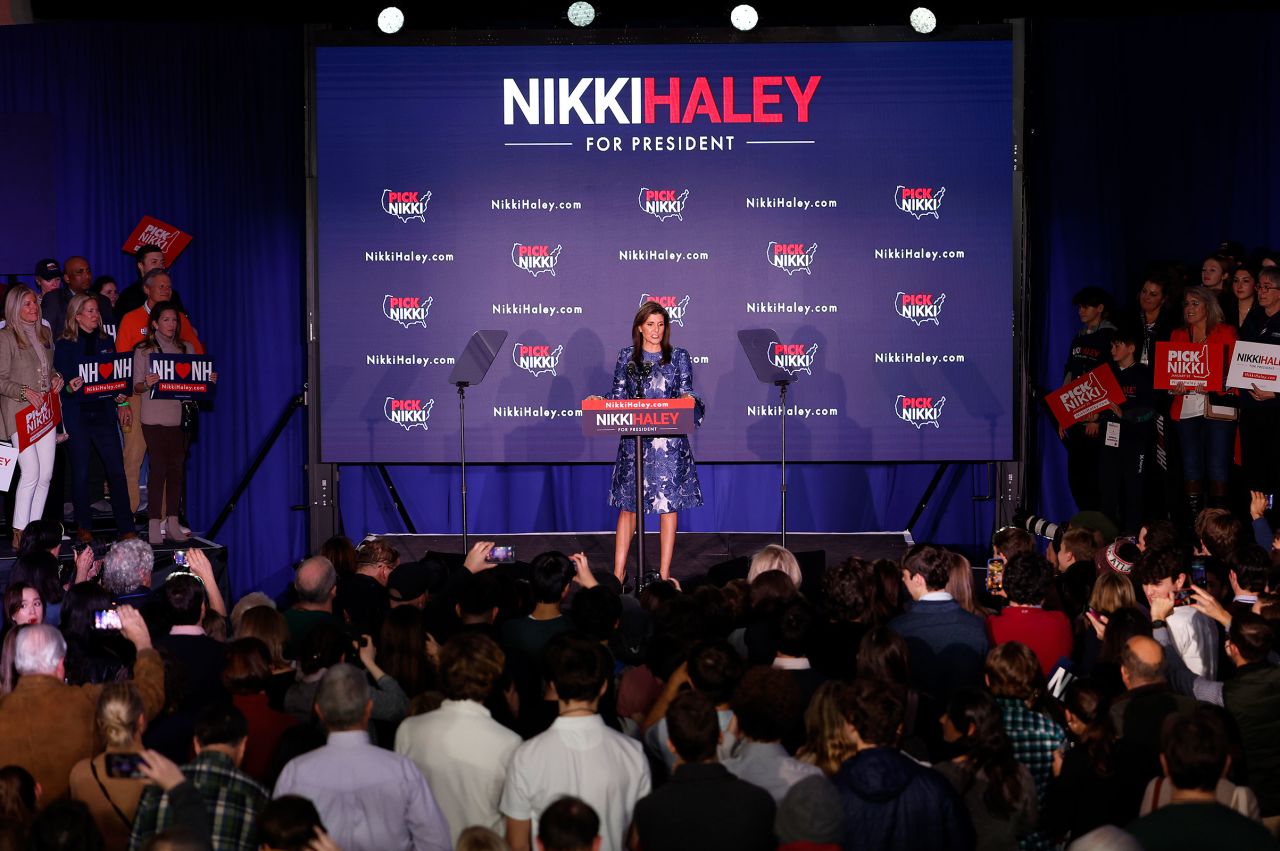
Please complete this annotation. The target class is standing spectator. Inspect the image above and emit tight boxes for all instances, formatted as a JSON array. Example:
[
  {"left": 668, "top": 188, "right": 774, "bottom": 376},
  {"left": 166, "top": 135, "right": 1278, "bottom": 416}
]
[
  {"left": 631, "top": 691, "right": 776, "bottom": 851},
  {"left": 69, "top": 684, "right": 150, "bottom": 851},
  {"left": 1237, "top": 266, "right": 1280, "bottom": 495},
  {"left": 1225, "top": 265, "right": 1258, "bottom": 328},
  {"left": 55, "top": 293, "right": 136, "bottom": 541},
  {"left": 60, "top": 257, "right": 114, "bottom": 325},
  {"left": 1134, "top": 547, "right": 1218, "bottom": 678},
  {"left": 890, "top": 544, "right": 989, "bottom": 699},
  {"left": 796, "top": 681, "right": 858, "bottom": 776},
  {"left": 221, "top": 638, "right": 298, "bottom": 786},
  {"left": 934, "top": 688, "right": 1037, "bottom": 851},
  {"left": 1097, "top": 321, "right": 1157, "bottom": 535},
  {"left": 395, "top": 632, "right": 522, "bottom": 847},
  {"left": 1134, "top": 273, "right": 1176, "bottom": 368},
  {"left": 0, "top": 284, "right": 64, "bottom": 549},
  {"left": 537, "top": 798, "right": 600, "bottom": 851},
  {"left": 283, "top": 556, "right": 342, "bottom": 651},
  {"left": 0, "top": 617, "right": 162, "bottom": 802},
  {"left": 985, "top": 553, "right": 1073, "bottom": 677},
  {"left": 274, "top": 663, "right": 451, "bottom": 851},
  {"left": 984, "top": 641, "right": 1066, "bottom": 851},
  {"left": 33, "top": 259, "right": 66, "bottom": 345},
  {"left": 1109, "top": 635, "right": 1195, "bottom": 780},
  {"left": 500, "top": 634, "right": 650, "bottom": 851},
  {"left": 721, "top": 666, "right": 822, "bottom": 802},
  {"left": 93, "top": 276, "right": 120, "bottom": 313},
  {"left": 335, "top": 539, "right": 398, "bottom": 637},
  {"left": 114, "top": 246, "right": 185, "bottom": 323},
  {"left": 156, "top": 567, "right": 229, "bottom": 713},
  {"left": 831, "top": 680, "right": 974, "bottom": 851},
  {"left": 1125, "top": 710, "right": 1277, "bottom": 850},
  {"left": 130, "top": 705, "right": 267, "bottom": 851},
  {"left": 1199, "top": 252, "right": 1234, "bottom": 294},
  {"left": 1062, "top": 286, "right": 1116, "bottom": 511}
]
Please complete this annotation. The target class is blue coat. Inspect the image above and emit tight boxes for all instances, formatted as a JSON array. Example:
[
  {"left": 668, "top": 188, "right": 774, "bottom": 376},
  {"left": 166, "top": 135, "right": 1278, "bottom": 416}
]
[
  {"left": 833, "top": 747, "right": 974, "bottom": 851},
  {"left": 54, "top": 329, "right": 120, "bottom": 430},
  {"left": 889, "top": 598, "right": 989, "bottom": 700}
]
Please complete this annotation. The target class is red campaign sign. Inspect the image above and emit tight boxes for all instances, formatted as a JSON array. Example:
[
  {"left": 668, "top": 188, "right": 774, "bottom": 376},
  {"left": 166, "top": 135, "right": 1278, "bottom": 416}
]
[
  {"left": 16, "top": 391, "right": 61, "bottom": 452},
  {"left": 1154, "top": 342, "right": 1225, "bottom": 391},
  {"left": 1046, "top": 366, "right": 1127, "bottom": 430},
  {"left": 122, "top": 216, "right": 193, "bottom": 267}
]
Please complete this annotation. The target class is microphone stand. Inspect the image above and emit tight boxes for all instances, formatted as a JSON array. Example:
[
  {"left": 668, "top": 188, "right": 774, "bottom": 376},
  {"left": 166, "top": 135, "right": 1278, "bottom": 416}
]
[{"left": 627, "top": 361, "right": 652, "bottom": 593}]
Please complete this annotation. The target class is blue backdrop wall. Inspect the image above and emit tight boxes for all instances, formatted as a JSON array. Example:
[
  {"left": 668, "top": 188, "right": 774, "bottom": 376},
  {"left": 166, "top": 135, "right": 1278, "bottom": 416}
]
[{"left": 3, "top": 14, "right": 1278, "bottom": 595}]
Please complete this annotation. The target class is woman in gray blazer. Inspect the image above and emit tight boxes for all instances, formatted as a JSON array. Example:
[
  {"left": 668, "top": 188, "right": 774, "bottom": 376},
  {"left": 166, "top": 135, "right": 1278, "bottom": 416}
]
[{"left": 0, "top": 285, "right": 65, "bottom": 548}]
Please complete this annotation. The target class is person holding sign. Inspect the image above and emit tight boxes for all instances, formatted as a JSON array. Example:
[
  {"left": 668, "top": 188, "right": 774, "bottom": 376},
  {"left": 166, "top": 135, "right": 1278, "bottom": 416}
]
[
  {"left": 588, "top": 302, "right": 703, "bottom": 587},
  {"left": 0, "top": 286, "right": 64, "bottom": 549},
  {"left": 1168, "top": 286, "right": 1238, "bottom": 517},
  {"left": 54, "top": 294, "right": 136, "bottom": 542},
  {"left": 131, "top": 302, "right": 212, "bottom": 544},
  {"left": 1097, "top": 322, "right": 1156, "bottom": 536},
  {"left": 1237, "top": 266, "right": 1280, "bottom": 495}
]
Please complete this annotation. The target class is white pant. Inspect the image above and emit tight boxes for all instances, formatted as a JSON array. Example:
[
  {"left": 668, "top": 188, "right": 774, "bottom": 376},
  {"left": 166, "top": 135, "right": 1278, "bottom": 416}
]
[{"left": 12, "top": 429, "right": 56, "bottom": 531}]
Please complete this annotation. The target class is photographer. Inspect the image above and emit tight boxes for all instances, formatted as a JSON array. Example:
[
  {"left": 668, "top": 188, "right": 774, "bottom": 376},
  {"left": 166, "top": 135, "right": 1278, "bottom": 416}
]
[{"left": 283, "top": 624, "right": 408, "bottom": 727}]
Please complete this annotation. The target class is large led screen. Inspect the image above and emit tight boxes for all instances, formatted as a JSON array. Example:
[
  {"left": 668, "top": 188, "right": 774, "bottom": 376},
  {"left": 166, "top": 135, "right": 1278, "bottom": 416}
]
[{"left": 315, "top": 38, "right": 1014, "bottom": 462}]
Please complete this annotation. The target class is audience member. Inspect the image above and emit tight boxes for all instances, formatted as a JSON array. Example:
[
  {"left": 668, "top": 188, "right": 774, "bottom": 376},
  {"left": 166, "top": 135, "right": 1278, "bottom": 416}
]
[
  {"left": 156, "top": 571, "right": 228, "bottom": 712},
  {"left": 535, "top": 797, "right": 600, "bottom": 851},
  {"left": 221, "top": 638, "right": 298, "bottom": 785},
  {"left": 775, "top": 775, "right": 844, "bottom": 850},
  {"left": 1135, "top": 546, "right": 1218, "bottom": 677},
  {"left": 1110, "top": 635, "right": 1195, "bottom": 779},
  {"left": 986, "top": 552, "right": 1074, "bottom": 676},
  {"left": 69, "top": 684, "right": 150, "bottom": 851},
  {"left": 283, "top": 557, "right": 342, "bottom": 651},
  {"left": 335, "top": 539, "right": 397, "bottom": 636},
  {"left": 255, "top": 796, "right": 330, "bottom": 851},
  {"left": 747, "top": 543, "right": 803, "bottom": 587},
  {"left": 721, "top": 666, "right": 821, "bottom": 800}
]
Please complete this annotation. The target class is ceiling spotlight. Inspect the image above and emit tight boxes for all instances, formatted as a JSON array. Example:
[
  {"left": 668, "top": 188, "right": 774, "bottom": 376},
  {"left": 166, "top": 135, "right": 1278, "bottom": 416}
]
[
  {"left": 730, "top": 4, "right": 758, "bottom": 31},
  {"left": 909, "top": 7, "right": 937, "bottom": 33},
  {"left": 567, "top": 2, "right": 596, "bottom": 26},
  {"left": 377, "top": 6, "right": 404, "bottom": 33}
]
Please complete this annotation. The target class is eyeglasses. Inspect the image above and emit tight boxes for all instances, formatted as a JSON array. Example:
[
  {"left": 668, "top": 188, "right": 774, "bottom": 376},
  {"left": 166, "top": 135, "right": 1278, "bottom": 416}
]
[{"left": 1258, "top": 284, "right": 1279, "bottom": 292}]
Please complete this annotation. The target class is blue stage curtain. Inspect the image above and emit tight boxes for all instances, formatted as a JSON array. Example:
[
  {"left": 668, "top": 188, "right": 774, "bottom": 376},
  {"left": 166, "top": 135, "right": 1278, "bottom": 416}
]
[{"left": 0, "top": 22, "right": 307, "bottom": 596}]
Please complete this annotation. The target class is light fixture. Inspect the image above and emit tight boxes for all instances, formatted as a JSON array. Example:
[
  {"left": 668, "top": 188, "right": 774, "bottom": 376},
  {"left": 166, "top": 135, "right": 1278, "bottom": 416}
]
[
  {"left": 730, "top": 4, "right": 758, "bottom": 31},
  {"left": 567, "top": 2, "right": 596, "bottom": 26},
  {"left": 909, "top": 7, "right": 937, "bottom": 34},
  {"left": 377, "top": 7, "right": 405, "bottom": 33}
]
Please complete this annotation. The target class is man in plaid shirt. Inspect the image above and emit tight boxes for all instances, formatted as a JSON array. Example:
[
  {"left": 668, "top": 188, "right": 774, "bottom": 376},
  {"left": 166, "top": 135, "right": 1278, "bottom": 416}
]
[{"left": 129, "top": 704, "right": 268, "bottom": 851}]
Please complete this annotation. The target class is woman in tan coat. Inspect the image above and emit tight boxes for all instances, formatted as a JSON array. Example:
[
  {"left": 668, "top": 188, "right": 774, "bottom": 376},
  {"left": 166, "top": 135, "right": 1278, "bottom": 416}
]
[
  {"left": 69, "top": 683, "right": 149, "bottom": 851},
  {"left": 0, "top": 286, "right": 64, "bottom": 548}
]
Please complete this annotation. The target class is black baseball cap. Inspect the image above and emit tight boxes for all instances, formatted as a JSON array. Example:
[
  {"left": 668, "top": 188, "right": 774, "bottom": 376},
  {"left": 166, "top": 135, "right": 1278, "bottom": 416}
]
[
  {"left": 34, "top": 259, "right": 61, "bottom": 280},
  {"left": 387, "top": 558, "right": 445, "bottom": 602}
]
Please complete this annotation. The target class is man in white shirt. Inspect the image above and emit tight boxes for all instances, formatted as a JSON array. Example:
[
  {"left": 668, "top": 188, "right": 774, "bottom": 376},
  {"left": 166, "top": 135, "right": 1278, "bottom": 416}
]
[
  {"left": 275, "top": 664, "right": 451, "bottom": 851},
  {"left": 1136, "top": 547, "right": 1218, "bottom": 679},
  {"left": 500, "top": 633, "right": 650, "bottom": 851},
  {"left": 396, "top": 632, "right": 521, "bottom": 846}
]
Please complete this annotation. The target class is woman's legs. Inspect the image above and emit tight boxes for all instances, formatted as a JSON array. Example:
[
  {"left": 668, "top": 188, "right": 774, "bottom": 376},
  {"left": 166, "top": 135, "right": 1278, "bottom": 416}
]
[
  {"left": 12, "top": 430, "right": 56, "bottom": 536},
  {"left": 613, "top": 509, "right": 636, "bottom": 581},
  {"left": 1176, "top": 417, "right": 1206, "bottom": 520},
  {"left": 1205, "top": 419, "right": 1236, "bottom": 509},
  {"left": 658, "top": 511, "right": 678, "bottom": 580}
]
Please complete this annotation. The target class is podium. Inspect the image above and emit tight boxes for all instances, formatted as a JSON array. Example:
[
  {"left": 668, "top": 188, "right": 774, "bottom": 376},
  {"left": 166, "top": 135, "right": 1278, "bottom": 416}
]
[{"left": 582, "top": 397, "right": 695, "bottom": 591}]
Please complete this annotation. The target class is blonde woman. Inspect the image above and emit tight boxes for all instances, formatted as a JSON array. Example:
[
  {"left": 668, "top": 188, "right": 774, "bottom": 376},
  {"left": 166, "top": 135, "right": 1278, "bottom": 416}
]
[
  {"left": 0, "top": 286, "right": 64, "bottom": 548},
  {"left": 796, "top": 681, "right": 857, "bottom": 775},
  {"left": 747, "top": 543, "right": 802, "bottom": 587},
  {"left": 69, "top": 683, "right": 148, "bottom": 850}
]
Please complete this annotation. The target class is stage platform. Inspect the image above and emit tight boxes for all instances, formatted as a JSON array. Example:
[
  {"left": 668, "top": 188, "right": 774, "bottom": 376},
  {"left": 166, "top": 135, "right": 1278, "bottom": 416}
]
[{"left": 369, "top": 531, "right": 914, "bottom": 586}]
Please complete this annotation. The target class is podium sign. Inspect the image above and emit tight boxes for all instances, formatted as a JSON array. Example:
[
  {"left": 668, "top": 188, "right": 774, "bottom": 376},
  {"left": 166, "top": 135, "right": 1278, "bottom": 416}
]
[{"left": 582, "top": 397, "right": 695, "bottom": 437}]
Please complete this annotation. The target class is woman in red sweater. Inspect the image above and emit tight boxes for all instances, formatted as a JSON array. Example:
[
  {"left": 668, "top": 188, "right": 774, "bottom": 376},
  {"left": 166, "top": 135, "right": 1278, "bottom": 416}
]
[{"left": 986, "top": 552, "right": 1073, "bottom": 677}]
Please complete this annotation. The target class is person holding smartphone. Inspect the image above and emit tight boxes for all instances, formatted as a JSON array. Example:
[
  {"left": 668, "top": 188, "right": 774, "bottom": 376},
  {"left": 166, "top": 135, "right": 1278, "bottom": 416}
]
[{"left": 69, "top": 683, "right": 150, "bottom": 850}]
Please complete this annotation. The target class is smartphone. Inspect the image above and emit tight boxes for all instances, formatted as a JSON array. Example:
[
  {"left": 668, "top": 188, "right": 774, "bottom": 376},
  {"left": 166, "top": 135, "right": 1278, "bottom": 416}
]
[
  {"left": 1190, "top": 560, "right": 1208, "bottom": 587},
  {"left": 1173, "top": 588, "right": 1194, "bottom": 607},
  {"left": 985, "top": 558, "right": 1005, "bottom": 593},
  {"left": 487, "top": 546, "right": 515, "bottom": 564},
  {"left": 94, "top": 609, "right": 122, "bottom": 630},
  {"left": 104, "top": 753, "right": 146, "bottom": 779},
  {"left": 173, "top": 549, "right": 187, "bottom": 567}
]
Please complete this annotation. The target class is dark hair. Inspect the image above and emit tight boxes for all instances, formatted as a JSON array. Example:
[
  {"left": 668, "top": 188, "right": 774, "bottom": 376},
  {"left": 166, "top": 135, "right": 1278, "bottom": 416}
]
[
  {"left": 135, "top": 244, "right": 164, "bottom": 265},
  {"left": 570, "top": 586, "right": 622, "bottom": 641},
  {"left": 222, "top": 638, "right": 272, "bottom": 695},
  {"left": 1062, "top": 680, "right": 1118, "bottom": 778},
  {"left": 140, "top": 299, "right": 184, "bottom": 351},
  {"left": 686, "top": 641, "right": 745, "bottom": 705},
  {"left": 943, "top": 688, "right": 1028, "bottom": 817},
  {"left": 901, "top": 544, "right": 951, "bottom": 592},
  {"left": 0, "top": 765, "right": 37, "bottom": 828},
  {"left": 856, "top": 626, "right": 910, "bottom": 687},
  {"left": 984, "top": 642, "right": 1042, "bottom": 700},
  {"left": 530, "top": 551, "right": 576, "bottom": 604},
  {"left": 630, "top": 301, "right": 672, "bottom": 367},
  {"left": 28, "top": 798, "right": 104, "bottom": 851},
  {"left": 666, "top": 690, "right": 720, "bottom": 763},
  {"left": 439, "top": 632, "right": 505, "bottom": 702},
  {"left": 748, "top": 569, "right": 797, "bottom": 614},
  {"left": 17, "top": 521, "right": 64, "bottom": 559},
  {"left": 4, "top": 582, "right": 40, "bottom": 626},
  {"left": 1162, "top": 710, "right": 1229, "bottom": 792},
  {"left": 545, "top": 633, "right": 611, "bottom": 703},
  {"left": 845, "top": 679, "right": 904, "bottom": 748},
  {"left": 873, "top": 559, "right": 902, "bottom": 618},
  {"left": 992, "top": 527, "right": 1034, "bottom": 559},
  {"left": 377, "top": 606, "right": 434, "bottom": 698},
  {"left": 1098, "top": 607, "right": 1153, "bottom": 664},
  {"left": 457, "top": 572, "right": 500, "bottom": 617},
  {"left": 822, "top": 558, "right": 877, "bottom": 624},
  {"left": 690, "top": 584, "right": 734, "bottom": 640},
  {"left": 1072, "top": 286, "right": 1111, "bottom": 310},
  {"left": 1110, "top": 318, "right": 1144, "bottom": 349},
  {"left": 1133, "top": 547, "right": 1186, "bottom": 588},
  {"left": 1141, "top": 520, "right": 1185, "bottom": 554},
  {"left": 9, "top": 550, "right": 63, "bottom": 607},
  {"left": 537, "top": 796, "right": 600, "bottom": 851},
  {"left": 59, "top": 582, "right": 113, "bottom": 638},
  {"left": 297, "top": 623, "right": 348, "bottom": 676},
  {"left": 731, "top": 666, "right": 803, "bottom": 743},
  {"left": 193, "top": 704, "right": 249, "bottom": 748},
  {"left": 1229, "top": 613, "right": 1275, "bottom": 664},
  {"left": 162, "top": 574, "right": 205, "bottom": 626},
  {"left": 90, "top": 275, "right": 117, "bottom": 295},
  {"left": 319, "top": 535, "right": 358, "bottom": 577},
  {"left": 1002, "top": 552, "right": 1052, "bottom": 606},
  {"left": 1229, "top": 546, "right": 1270, "bottom": 595},
  {"left": 1195, "top": 508, "right": 1243, "bottom": 562},
  {"left": 257, "top": 796, "right": 326, "bottom": 851},
  {"left": 775, "top": 598, "right": 816, "bottom": 659}
]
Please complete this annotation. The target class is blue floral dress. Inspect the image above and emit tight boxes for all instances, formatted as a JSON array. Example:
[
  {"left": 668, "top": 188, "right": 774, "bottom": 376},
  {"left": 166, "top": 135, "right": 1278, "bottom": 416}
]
[{"left": 607, "top": 347, "right": 704, "bottom": 514}]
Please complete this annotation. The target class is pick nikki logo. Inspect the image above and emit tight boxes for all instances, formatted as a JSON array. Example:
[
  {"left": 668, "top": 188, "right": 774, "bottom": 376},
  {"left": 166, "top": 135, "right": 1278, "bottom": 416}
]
[
  {"left": 768, "top": 341, "right": 818, "bottom": 376},
  {"left": 894, "top": 186, "right": 945, "bottom": 220},
  {"left": 896, "top": 395, "right": 946, "bottom": 428},
  {"left": 638, "top": 188, "right": 689, "bottom": 222},
  {"left": 895, "top": 292, "right": 947, "bottom": 326},
  {"left": 1061, "top": 375, "right": 1106, "bottom": 414},
  {"left": 513, "top": 342, "right": 564, "bottom": 377},
  {"left": 382, "top": 295, "right": 432, "bottom": 329},
  {"left": 766, "top": 242, "right": 817, "bottom": 276},
  {"left": 381, "top": 190, "right": 431, "bottom": 223},
  {"left": 512, "top": 243, "right": 563, "bottom": 277},
  {"left": 640, "top": 294, "right": 690, "bottom": 327},
  {"left": 384, "top": 397, "right": 434, "bottom": 430}
]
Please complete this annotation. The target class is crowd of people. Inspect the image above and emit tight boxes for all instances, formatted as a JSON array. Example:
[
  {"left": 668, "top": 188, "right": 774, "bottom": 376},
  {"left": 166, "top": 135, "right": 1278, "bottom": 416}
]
[{"left": 1, "top": 248, "right": 207, "bottom": 551}]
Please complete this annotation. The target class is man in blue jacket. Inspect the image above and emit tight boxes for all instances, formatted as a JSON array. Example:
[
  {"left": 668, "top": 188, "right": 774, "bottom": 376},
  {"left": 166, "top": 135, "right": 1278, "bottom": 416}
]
[{"left": 832, "top": 681, "right": 974, "bottom": 851}]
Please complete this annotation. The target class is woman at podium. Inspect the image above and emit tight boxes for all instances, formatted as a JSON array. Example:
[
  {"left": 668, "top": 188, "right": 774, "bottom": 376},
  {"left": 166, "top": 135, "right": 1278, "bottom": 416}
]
[{"left": 601, "top": 301, "right": 703, "bottom": 585}]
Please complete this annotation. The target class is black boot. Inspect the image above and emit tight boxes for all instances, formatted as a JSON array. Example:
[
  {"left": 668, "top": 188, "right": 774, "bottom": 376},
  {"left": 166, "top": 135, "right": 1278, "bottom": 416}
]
[{"left": 1186, "top": 483, "right": 1205, "bottom": 526}]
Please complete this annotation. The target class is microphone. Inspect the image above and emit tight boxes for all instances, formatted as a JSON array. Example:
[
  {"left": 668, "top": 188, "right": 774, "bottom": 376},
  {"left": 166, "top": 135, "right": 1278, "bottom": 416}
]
[{"left": 625, "top": 360, "right": 652, "bottom": 399}]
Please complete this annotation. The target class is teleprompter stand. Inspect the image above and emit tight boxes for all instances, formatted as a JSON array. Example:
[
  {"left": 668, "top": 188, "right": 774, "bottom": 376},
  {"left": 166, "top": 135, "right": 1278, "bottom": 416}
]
[
  {"left": 738, "top": 329, "right": 799, "bottom": 549},
  {"left": 447, "top": 331, "right": 508, "bottom": 554}
]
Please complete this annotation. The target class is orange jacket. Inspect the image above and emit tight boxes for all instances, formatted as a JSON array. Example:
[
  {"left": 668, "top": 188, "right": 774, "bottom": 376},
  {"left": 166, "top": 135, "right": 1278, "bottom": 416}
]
[{"left": 115, "top": 305, "right": 204, "bottom": 355}]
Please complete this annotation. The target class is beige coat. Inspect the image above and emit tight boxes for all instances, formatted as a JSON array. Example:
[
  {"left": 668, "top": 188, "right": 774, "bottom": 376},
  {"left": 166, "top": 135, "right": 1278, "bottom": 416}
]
[{"left": 0, "top": 326, "right": 56, "bottom": 437}]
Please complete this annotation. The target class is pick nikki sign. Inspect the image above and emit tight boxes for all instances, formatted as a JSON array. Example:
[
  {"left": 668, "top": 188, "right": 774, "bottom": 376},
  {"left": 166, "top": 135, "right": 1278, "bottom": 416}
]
[
  {"left": 122, "top": 216, "right": 193, "bottom": 267},
  {"left": 148, "top": 354, "right": 216, "bottom": 401},
  {"left": 16, "top": 391, "right": 61, "bottom": 452},
  {"left": 1046, "top": 366, "right": 1126, "bottom": 430},
  {"left": 77, "top": 355, "right": 133, "bottom": 396},
  {"left": 1154, "top": 342, "right": 1225, "bottom": 391}
]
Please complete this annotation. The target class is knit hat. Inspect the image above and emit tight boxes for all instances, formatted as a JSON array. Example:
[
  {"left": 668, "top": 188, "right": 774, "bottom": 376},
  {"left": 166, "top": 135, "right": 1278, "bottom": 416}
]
[{"left": 775, "top": 776, "right": 843, "bottom": 845}]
